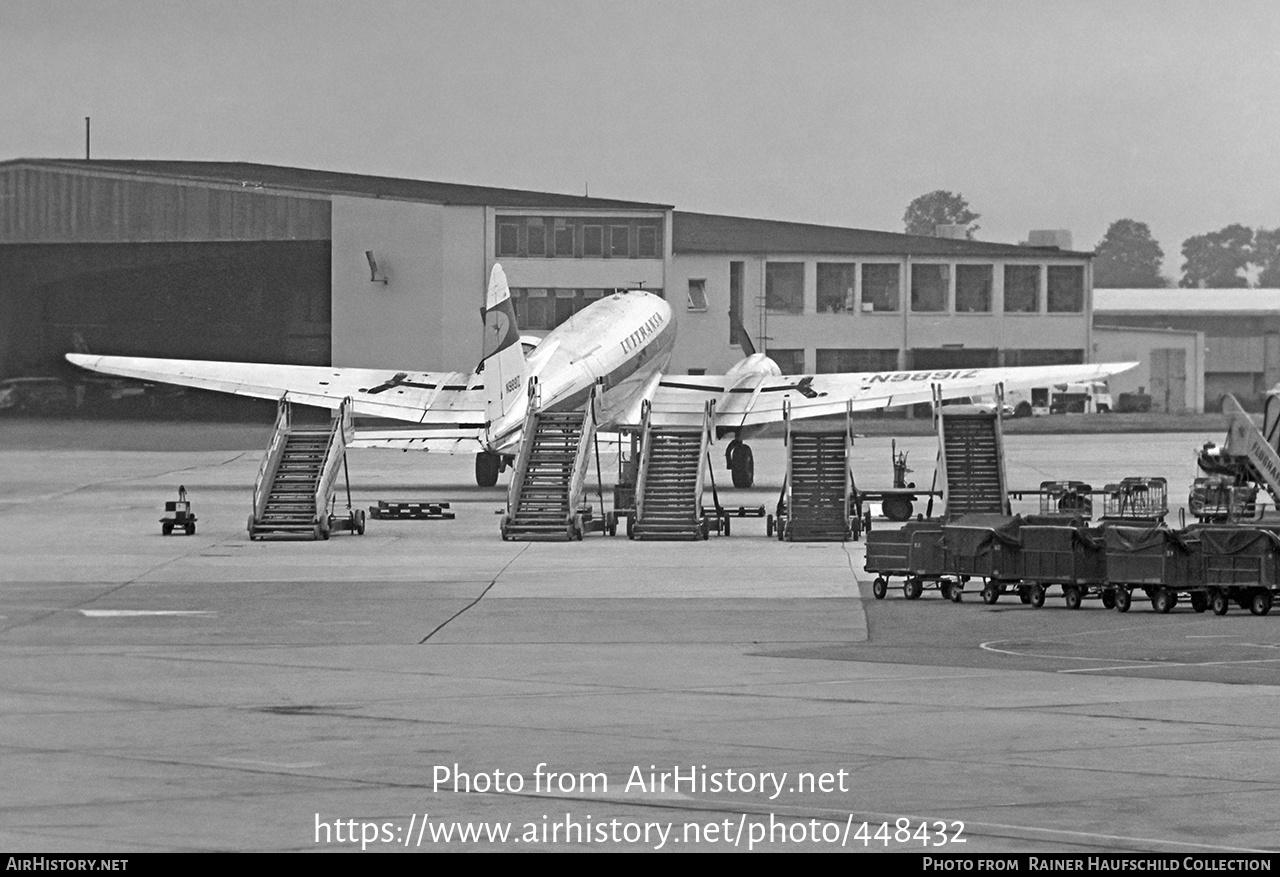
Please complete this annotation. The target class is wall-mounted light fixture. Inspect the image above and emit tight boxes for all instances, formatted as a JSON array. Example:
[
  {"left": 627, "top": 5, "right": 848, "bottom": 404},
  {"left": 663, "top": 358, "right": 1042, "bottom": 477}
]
[{"left": 365, "top": 250, "right": 388, "bottom": 285}]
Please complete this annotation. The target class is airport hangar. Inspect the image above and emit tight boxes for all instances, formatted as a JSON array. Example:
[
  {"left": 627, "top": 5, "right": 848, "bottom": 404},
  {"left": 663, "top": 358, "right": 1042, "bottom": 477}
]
[{"left": 0, "top": 159, "right": 1098, "bottom": 399}]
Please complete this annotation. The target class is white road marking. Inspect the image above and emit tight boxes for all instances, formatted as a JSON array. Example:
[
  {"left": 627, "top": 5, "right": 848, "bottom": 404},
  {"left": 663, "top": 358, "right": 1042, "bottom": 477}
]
[
  {"left": 79, "top": 609, "right": 215, "bottom": 617},
  {"left": 218, "top": 758, "right": 323, "bottom": 769}
]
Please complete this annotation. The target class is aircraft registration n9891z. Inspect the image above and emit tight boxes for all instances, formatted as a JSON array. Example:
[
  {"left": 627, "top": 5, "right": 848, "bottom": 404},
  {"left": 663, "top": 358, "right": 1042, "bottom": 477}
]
[{"left": 67, "top": 264, "right": 1135, "bottom": 487}]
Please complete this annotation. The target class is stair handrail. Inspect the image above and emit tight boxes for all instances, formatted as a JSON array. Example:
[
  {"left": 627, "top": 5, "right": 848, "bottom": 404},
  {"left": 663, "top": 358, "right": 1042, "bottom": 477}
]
[
  {"left": 781, "top": 398, "right": 793, "bottom": 522},
  {"left": 634, "top": 399, "right": 653, "bottom": 524},
  {"left": 566, "top": 382, "right": 600, "bottom": 527},
  {"left": 693, "top": 399, "right": 716, "bottom": 519},
  {"left": 844, "top": 398, "right": 856, "bottom": 537},
  {"left": 252, "top": 395, "right": 292, "bottom": 523},
  {"left": 931, "top": 383, "right": 949, "bottom": 518},
  {"left": 312, "top": 396, "right": 354, "bottom": 535},
  {"left": 505, "top": 376, "right": 543, "bottom": 517},
  {"left": 992, "top": 382, "right": 1011, "bottom": 514}
]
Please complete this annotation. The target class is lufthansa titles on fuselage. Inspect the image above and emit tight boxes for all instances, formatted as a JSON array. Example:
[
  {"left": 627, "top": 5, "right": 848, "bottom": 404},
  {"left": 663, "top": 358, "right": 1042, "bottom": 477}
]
[{"left": 620, "top": 312, "right": 666, "bottom": 355}]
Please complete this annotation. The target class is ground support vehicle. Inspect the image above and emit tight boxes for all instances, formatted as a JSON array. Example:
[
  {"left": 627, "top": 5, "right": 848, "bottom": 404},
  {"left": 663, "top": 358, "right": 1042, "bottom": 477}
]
[
  {"left": 1190, "top": 525, "right": 1280, "bottom": 616},
  {"left": 1018, "top": 525, "right": 1108, "bottom": 609},
  {"left": 937, "top": 518, "right": 1023, "bottom": 604},
  {"left": 1103, "top": 525, "right": 1200, "bottom": 613},
  {"left": 863, "top": 521, "right": 958, "bottom": 600},
  {"left": 160, "top": 486, "right": 197, "bottom": 536}
]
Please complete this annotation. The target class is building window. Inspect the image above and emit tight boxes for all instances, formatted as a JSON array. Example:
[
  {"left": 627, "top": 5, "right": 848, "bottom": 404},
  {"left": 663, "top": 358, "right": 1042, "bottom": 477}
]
[
  {"left": 912, "top": 348, "right": 999, "bottom": 370},
  {"left": 861, "top": 263, "right": 900, "bottom": 312},
  {"left": 768, "top": 348, "right": 806, "bottom": 375},
  {"left": 583, "top": 225, "right": 603, "bottom": 257},
  {"left": 583, "top": 288, "right": 605, "bottom": 302},
  {"left": 911, "top": 264, "right": 949, "bottom": 312},
  {"left": 1004, "top": 265, "right": 1041, "bottom": 313},
  {"left": 497, "top": 223, "right": 520, "bottom": 257},
  {"left": 816, "top": 263, "right": 857, "bottom": 313},
  {"left": 765, "top": 262, "right": 804, "bottom": 314},
  {"left": 638, "top": 225, "right": 658, "bottom": 258},
  {"left": 1004, "top": 348, "right": 1083, "bottom": 367},
  {"left": 687, "top": 279, "right": 708, "bottom": 311},
  {"left": 610, "top": 225, "right": 630, "bottom": 257},
  {"left": 554, "top": 288, "right": 579, "bottom": 325},
  {"left": 1047, "top": 265, "right": 1084, "bottom": 312},
  {"left": 554, "top": 222, "right": 575, "bottom": 257},
  {"left": 526, "top": 220, "right": 546, "bottom": 257},
  {"left": 515, "top": 288, "right": 551, "bottom": 330},
  {"left": 687, "top": 367, "right": 706, "bottom": 376},
  {"left": 816, "top": 349, "right": 898, "bottom": 373},
  {"left": 955, "top": 264, "right": 992, "bottom": 312}
]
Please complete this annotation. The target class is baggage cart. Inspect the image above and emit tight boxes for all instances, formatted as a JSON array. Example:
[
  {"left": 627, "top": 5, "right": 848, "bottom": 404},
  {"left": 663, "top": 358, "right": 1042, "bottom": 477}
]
[
  {"left": 1103, "top": 525, "right": 1199, "bottom": 613},
  {"left": 1018, "top": 525, "right": 1107, "bottom": 609},
  {"left": 864, "top": 520, "right": 957, "bottom": 600},
  {"left": 939, "top": 516, "right": 1022, "bottom": 604}
]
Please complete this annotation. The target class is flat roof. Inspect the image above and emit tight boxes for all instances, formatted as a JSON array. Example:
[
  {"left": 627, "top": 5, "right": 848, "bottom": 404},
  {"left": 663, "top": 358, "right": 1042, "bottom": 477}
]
[
  {"left": 1094, "top": 288, "right": 1280, "bottom": 314},
  {"left": 673, "top": 211, "right": 1092, "bottom": 258},
  {"left": 3, "top": 159, "right": 671, "bottom": 211}
]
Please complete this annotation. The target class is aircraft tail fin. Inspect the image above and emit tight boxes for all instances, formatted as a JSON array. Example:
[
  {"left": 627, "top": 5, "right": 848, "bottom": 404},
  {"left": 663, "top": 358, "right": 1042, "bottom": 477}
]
[{"left": 480, "top": 263, "right": 528, "bottom": 424}]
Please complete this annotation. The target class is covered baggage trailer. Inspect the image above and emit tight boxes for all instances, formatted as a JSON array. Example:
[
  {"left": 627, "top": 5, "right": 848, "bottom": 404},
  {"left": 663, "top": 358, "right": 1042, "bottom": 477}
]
[
  {"left": 937, "top": 516, "right": 1023, "bottom": 604},
  {"left": 1018, "top": 525, "right": 1108, "bottom": 609},
  {"left": 864, "top": 520, "right": 956, "bottom": 600},
  {"left": 1192, "top": 526, "right": 1279, "bottom": 616},
  {"left": 1103, "top": 525, "right": 1200, "bottom": 613}
]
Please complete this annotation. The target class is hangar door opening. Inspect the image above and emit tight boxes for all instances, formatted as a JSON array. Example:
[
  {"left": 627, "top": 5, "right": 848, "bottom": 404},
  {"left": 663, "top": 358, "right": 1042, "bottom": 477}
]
[{"left": 1149, "top": 348, "right": 1187, "bottom": 413}]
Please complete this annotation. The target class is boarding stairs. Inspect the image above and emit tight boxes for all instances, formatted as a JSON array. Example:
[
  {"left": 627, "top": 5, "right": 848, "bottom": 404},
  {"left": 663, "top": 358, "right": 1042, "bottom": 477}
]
[
  {"left": 249, "top": 397, "right": 359, "bottom": 540},
  {"left": 500, "top": 379, "right": 598, "bottom": 541},
  {"left": 772, "top": 400, "right": 856, "bottom": 541},
  {"left": 933, "top": 384, "right": 1010, "bottom": 519},
  {"left": 629, "top": 400, "right": 718, "bottom": 540}
]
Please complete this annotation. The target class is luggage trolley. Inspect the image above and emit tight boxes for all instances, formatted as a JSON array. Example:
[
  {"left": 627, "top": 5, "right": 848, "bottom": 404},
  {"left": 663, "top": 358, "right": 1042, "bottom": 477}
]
[
  {"left": 938, "top": 516, "right": 1023, "bottom": 605},
  {"left": 1018, "top": 524, "right": 1108, "bottom": 609},
  {"left": 1190, "top": 525, "right": 1280, "bottom": 616},
  {"left": 1103, "top": 525, "right": 1200, "bottom": 613},
  {"left": 863, "top": 521, "right": 959, "bottom": 601}
]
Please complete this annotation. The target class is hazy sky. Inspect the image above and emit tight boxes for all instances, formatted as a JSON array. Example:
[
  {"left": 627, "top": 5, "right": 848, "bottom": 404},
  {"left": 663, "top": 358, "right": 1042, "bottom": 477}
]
[{"left": 3, "top": 0, "right": 1278, "bottom": 276}]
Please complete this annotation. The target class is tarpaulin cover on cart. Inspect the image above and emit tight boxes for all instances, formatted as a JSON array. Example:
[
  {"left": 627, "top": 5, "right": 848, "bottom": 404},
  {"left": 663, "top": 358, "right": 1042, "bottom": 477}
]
[
  {"left": 1103, "top": 525, "right": 1198, "bottom": 554},
  {"left": 942, "top": 515, "right": 1023, "bottom": 552},
  {"left": 1194, "top": 526, "right": 1280, "bottom": 557}
]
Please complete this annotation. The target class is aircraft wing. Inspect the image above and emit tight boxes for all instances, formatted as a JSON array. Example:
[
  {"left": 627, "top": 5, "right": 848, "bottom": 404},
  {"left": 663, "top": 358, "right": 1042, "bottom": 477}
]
[
  {"left": 64, "top": 354, "right": 487, "bottom": 427},
  {"left": 646, "top": 362, "right": 1139, "bottom": 430}
]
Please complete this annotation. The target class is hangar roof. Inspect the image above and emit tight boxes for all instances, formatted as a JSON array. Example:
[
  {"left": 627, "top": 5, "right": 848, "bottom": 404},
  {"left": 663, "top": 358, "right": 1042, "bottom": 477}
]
[
  {"left": 6, "top": 159, "right": 671, "bottom": 211},
  {"left": 1094, "top": 288, "right": 1280, "bottom": 314},
  {"left": 672, "top": 211, "right": 1092, "bottom": 258}
]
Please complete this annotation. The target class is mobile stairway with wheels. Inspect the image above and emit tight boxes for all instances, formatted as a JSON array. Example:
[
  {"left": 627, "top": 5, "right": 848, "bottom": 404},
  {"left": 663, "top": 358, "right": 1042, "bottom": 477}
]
[
  {"left": 933, "top": 384, "right": 1011, "bottom": 519},
  {"left": 500, "top": 379, "right": 599, "bottom": 541},
  {"left": 629, "top": 400, "right": 723, "bottom": 540},
  {"left": 249, "top": 397, "right": 364, "bottom": 540},
  {"left": 769, "top": 400, "right": 858, "bottom": 541}
]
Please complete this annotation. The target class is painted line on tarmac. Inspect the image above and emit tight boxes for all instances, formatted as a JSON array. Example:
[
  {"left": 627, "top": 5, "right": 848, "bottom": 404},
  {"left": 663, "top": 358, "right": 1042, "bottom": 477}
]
[
  {"left": 218, "top": 757, "right": 324, "bottom": 769},
  {"left": 981, "top": 639, "right": 1280, "bottom": 673},
  {"left": 79, "top": 609, "right": 215, "bottom": 617}
]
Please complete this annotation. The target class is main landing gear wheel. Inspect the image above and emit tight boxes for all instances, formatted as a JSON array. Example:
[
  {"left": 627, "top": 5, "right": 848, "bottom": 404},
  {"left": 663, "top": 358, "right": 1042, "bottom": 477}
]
[
  {"left": 727, "top": 441, "right": 755, "bottom": 488},
  {"left": 872, "top": 577, "right": 888, "bottom": 600},
  {"left": 475, "top": 451, "right": 501, "bottom": 487},
  {"left": 1114, "top": 588, "right": 1132, "bottom": 613},
  {"left": 881, "top": 495, "right": 914, "bottom": 522}
]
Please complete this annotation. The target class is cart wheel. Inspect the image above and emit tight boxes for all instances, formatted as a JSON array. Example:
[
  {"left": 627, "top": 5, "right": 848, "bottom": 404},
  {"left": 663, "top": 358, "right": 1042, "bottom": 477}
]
[
  {"left": 1029, "top": 584, "right": 1045, "bottom": 608},
  {"left": 700, "top": 519, "right": 709, "bottom": 540},
  {"left": 904, "top": 578, "right": 923, "bottom": 600},
  {"left": 162, "top": 522, "right": 173, "bottom": 536},
  {"left": 606, "top": 512, "right": 618, "bottom": 537},
  {"left": 1211, "top": 589, "right": 1230, "bottom": 616},
  {"left": 1064, "top": 587, "right": 1082, "bottom": 610},
  {"left": 722, "top": 516, "right": 731, "bottom": 537},
  {"left": 1153, "top": 589, "right": 1174, "bottom": 614},
  {"left": 1101, "top": 590, "right": 1116, "bottom": 610},
  {"left": 872, "top": 577, "right": 887, "bottom": 600},
  {"left": 1190, "top": 591, "right": 1208, "bottom": 613},
  {"left": 1114, "top": 587, "right": 1131, "bottom": 612},
  {"left": 1114, "top": 587, "right": 1132, "bottom": 613},
  {"left": 940, "top": 581, "right": 952, "bottom": 601},
  {"left": 355, "top": 509, "right": 366, "bottom": 536},
  {"left": 1250, "top": 590, "right": 1273, "bottom": 616},
  {"left": 765, "top": 515, "right": 774, "bottom": 537},
  {"left": 185, "top": 523, "right": 195, "bottom": 536},
  {"left": 981, "top": 584, "right": 998, "bottom": 605},
  {"left": 1018, "top": 587, "right": 1031, "bottom": 605},
  {"left": 950, "top": 582, "right": 963, "bottom": 603},
  {"left": 247, "top": 515, "right": 257, "bottom": 539}
]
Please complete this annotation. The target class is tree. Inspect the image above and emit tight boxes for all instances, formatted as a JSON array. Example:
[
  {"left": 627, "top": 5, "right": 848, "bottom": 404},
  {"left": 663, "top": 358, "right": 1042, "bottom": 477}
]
[
  {"left": 1180, "top": 224, "right": 1253, "bottom": 288},
  {"left": 1092, "top": 219, "right": 1166, "bottom": 287},
  {"left": 903, "top": 190, "right": 980, "bottom": 238},
  {"left": 1255, "top": 228, "right": 1280, "bottom": 287}
]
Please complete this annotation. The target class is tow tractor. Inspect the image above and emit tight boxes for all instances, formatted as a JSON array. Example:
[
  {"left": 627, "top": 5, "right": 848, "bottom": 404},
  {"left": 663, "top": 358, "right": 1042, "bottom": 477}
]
[{"left": 161, "top": 485, "right": 197, "bottom": 535}]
